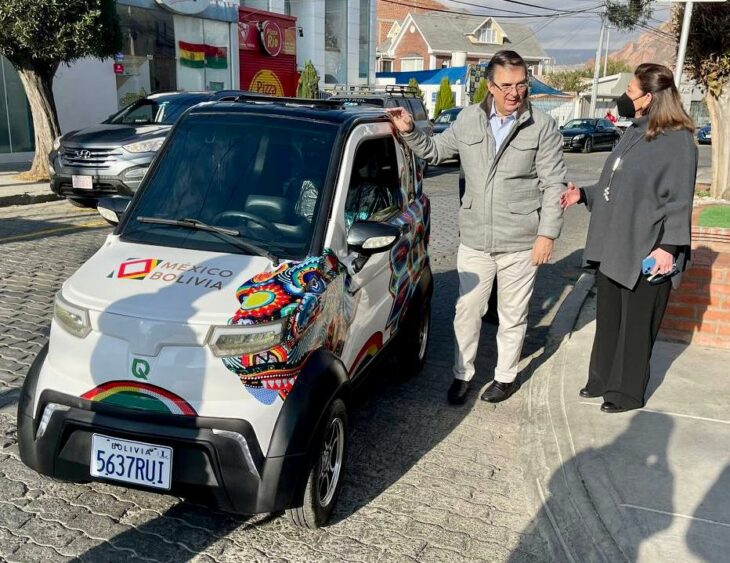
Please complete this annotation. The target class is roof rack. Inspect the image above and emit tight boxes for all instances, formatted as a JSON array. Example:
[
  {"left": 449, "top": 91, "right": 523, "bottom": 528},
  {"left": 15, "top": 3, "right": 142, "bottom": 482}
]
[
  {"left": 384, "top": 85, "right": 419, "bottom": 98},
  {"left": 228, "top": 92, "right": 345, "bottom": 109}
]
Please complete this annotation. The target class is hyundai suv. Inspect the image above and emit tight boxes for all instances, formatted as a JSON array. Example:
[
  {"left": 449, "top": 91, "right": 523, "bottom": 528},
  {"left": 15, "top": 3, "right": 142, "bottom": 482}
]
[
  {"left": 19, "top": 95, "right": 432, "bottom": 529},
  {"left": 49, "top": 90, "right": 244, "bottom": 207}
]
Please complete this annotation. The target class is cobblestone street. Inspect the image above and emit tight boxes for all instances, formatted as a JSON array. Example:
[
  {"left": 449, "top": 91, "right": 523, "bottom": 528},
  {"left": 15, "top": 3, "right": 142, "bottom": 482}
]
[{"left": 0, "top": 158, "right": 593, "bottom": 562}]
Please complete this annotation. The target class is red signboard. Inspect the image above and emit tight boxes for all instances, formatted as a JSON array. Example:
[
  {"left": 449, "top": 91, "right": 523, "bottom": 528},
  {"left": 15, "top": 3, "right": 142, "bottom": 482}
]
[
  {"left": 113, "top": 63, "right": 124, "bottom": 74},
  {"left": 260, "top": 20, "right": 283, "bottom": 57},
  {"left": 239, "top": 7, "right": 298, "bottom": 97}
]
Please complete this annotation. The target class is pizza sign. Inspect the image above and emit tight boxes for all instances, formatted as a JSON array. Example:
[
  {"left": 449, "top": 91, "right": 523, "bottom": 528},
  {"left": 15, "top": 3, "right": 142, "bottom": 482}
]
[{"left": 260, "top": 20, "right": 282, "bottom": 57}]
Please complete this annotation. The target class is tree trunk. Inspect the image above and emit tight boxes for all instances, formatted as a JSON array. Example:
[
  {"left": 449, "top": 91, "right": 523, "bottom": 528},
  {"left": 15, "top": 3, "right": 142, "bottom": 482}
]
[
  {"left": 706, "top": 87, "right": 730, "bottom": 201},
  {"left": 16, "top": 65, "right": 60, "bottom": 181}
]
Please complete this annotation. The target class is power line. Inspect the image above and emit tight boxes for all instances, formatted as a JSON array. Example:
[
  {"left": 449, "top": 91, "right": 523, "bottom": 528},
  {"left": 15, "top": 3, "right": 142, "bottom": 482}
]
[{"left": 377, "top": 0, "right": 602, "bottom": 19}]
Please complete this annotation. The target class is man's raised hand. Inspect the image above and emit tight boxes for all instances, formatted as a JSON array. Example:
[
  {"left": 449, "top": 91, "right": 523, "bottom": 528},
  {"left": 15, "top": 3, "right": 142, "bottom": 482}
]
[{"left": 386, "top": 107, "right": 414, "bottom": 133}]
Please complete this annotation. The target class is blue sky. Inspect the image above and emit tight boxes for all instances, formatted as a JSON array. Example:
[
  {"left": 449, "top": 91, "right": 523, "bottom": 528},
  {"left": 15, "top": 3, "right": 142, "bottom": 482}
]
[{"left": 441, "top": 0, "right": 672, "bottom": 51}]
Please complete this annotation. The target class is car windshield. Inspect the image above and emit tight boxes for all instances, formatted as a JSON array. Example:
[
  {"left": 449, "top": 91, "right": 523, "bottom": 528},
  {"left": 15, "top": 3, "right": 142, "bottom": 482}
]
[
  {"left": 435, "top": 110, "right": 459, "bottom": 123},
  {"left": 563, "top": 119, "right": 595, "bottom": 129},
  {"left": 106, "top": 97, "right": 206, "bottom": 125},
  {"left": 120, "top": 113, "right": 337, "bottom": 259}
]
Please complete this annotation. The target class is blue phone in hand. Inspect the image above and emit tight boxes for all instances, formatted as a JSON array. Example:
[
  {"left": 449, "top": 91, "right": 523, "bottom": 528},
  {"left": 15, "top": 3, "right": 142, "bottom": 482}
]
[{"left": 642, "top": 256, "right": 656, "bottom": 275}]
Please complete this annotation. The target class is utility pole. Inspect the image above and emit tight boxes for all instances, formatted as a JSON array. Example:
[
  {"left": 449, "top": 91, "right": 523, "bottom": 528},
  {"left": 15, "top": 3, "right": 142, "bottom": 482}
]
[
  {"left": 674, "top": 1, "right": 694, "bottom": 88},
  {"left": 603, "top": 27, "right": 610, "bottom": 77},
  {"left": 589, "top": 15, "right": 606, "bottom": 118}
]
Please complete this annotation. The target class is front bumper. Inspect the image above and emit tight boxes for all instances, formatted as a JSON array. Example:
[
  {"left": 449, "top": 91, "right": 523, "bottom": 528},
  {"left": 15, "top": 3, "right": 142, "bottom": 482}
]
[
  {"left": 562, "top": 136, "right": 585, "bottom": 150},
  {"left": 20, "top": 390, "right": 307, "bottom": 515}
]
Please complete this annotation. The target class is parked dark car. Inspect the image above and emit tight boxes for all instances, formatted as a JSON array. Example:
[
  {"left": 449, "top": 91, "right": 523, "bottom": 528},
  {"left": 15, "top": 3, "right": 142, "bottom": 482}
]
[
  {"left": 433, "top": 107, "right": 463, "bottom": 134},
  {"left": 697, "top": 123, "right": 711, "bottom": 144},
  {"left": 560, "top": 118, "right": 621, "bottom": 153},
  {"left": 49, "top": 90, "right": 245, "bottom": 207}
]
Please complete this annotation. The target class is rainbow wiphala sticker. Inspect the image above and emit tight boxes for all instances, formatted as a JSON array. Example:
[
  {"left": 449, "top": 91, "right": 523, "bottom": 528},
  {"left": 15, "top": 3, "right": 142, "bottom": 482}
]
[{"left": 81, "top": 381, "right": 197, "bottom": 416}]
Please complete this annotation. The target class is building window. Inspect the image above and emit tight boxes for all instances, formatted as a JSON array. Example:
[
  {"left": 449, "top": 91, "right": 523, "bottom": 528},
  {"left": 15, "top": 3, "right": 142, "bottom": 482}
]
[
  {"left": 359, "top": 0, "right": 371, "bottom": 80},
  {"left": 401, "top": 57, "right": 423, "bottom": 72},
  {"left": 477, "top": 26, "right": 497, "bottom": 44},
  {"left": 325, "top": 0, "right": 347, "bottom": 84},
  {"left": 0, "top": 56, "right": 34, "bottom": 154},
  {"left": 381, "top": 59, "right": 393, "bottom": 72},
  {"left": 441, "top": 60, "right": 450, "bottom": 68}
]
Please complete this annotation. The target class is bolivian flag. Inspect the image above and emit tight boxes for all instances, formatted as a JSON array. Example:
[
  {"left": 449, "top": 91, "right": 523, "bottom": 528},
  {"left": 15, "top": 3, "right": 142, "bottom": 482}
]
[{"left": 179, "top": 41, "right": 228, "bottom": 69}]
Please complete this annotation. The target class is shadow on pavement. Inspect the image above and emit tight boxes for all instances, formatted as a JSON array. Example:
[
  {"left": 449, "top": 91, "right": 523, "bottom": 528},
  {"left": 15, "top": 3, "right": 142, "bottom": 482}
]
[
  {"left": 509, "top": 411, "right": 675, "bottom": 562},
  {"left": 687, "top": 464, "right": 730, "bottom": 562}
]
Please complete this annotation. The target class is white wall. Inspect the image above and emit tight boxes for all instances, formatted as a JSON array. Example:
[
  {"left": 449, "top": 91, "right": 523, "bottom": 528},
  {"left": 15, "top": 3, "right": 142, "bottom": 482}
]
[
  {"left": 290, "top": 0, "right": 325, "bottom": 86},
  {"left": 53, "top": 58, "right": 118, "bottom": 134}
]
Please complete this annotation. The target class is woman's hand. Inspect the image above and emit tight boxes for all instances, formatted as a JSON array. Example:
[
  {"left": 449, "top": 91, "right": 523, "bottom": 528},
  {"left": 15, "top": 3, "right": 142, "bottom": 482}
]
[
  {"left": 559, "top": 182, "right": 581, "bottom": 209},
  {"left": 648, "top": 247, "right": 675, "bottom": 275},
  {"left": 386, "top": 107, "right": 414, "bottom": 133}
]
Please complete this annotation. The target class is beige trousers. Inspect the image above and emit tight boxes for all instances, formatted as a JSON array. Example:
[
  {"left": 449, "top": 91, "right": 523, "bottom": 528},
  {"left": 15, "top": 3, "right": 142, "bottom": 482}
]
[{"left": 453, "top": 244, "right": 537, "bottom": 384}]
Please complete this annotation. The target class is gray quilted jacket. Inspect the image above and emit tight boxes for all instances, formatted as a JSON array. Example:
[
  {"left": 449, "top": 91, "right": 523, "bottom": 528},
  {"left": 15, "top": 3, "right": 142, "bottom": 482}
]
[{"left": 401, "top": 96, "right": 566, "bottom": 252}]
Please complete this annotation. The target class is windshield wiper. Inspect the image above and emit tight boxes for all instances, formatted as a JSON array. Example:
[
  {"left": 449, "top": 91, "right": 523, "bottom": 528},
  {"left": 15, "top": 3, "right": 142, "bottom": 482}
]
[{"left": 137, "top": 216, "right": 279, "bottom": 265}]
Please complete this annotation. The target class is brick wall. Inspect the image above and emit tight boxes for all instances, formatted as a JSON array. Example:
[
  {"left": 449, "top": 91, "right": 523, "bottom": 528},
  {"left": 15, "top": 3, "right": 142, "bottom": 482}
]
[
  {"left": 659, "top": 206, "right": 730, "bottom": 349},
  {"left": 393, "top": 27, "right": 430, "bottom": 70},
  {"left": 376, "top": 0, "right": 445, "bottom": 45}
]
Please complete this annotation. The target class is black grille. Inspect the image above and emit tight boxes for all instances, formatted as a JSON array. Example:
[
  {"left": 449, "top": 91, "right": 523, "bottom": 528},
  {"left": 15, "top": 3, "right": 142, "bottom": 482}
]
[{"left": 61, "top": 147, "right": 121, "bottom": 169}]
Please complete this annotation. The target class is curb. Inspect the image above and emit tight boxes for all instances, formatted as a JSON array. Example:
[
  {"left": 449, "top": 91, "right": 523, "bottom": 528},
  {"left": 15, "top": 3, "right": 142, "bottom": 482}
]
[
  {"left": 0, "top": 191, "right": 61, "bottom": 208},
  {"left": 521, "top": 271, "right": 628, "bottom": 562}
]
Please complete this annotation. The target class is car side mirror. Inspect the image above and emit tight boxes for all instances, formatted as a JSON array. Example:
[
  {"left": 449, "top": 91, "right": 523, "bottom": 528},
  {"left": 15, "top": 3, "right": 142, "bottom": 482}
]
[
  {"left": 559, "top": 125, "right": 563, "bottom": 130},
  {"left": 347, "top": 221, "right": 401, "bottom": 256},
  {"left": 97, "top": 196, "right": 131, "bottom": 225}
]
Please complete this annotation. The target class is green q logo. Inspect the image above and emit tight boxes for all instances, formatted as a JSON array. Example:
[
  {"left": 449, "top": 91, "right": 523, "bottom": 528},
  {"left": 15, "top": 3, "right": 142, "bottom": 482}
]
[{"left": 131, "top": 358, "right": 150, "bottom": 380}]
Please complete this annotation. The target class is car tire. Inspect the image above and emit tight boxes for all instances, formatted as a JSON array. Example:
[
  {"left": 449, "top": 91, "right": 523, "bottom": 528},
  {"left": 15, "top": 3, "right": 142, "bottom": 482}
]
[
  {"left": 67, "top": 198, "right": 97, "bottom": 209},
  {"left": 399, "top": 296, "right": 431, "bottom": 377},
  {"left": 582, "top": 138, "right": 593, "bottom": 154},
  {"left": 286, "top": 398, "right": 348, "bottom": 529}
]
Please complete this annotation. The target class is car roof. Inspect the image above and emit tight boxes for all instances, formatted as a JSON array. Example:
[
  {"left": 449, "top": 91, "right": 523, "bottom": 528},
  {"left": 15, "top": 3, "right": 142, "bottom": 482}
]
[
  {"left": 145, "top": 91, "right": 215, "bottom": 103},
  {"left": 186, "top": 95, "right": 392, "bottom": 127}
]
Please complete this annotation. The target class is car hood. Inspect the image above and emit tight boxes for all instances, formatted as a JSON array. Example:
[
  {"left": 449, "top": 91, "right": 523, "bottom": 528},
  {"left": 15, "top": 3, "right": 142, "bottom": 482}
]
[
  {"left": 61, "top": 124, "right": 170, "bottom": 147},
  {"left": 433, "top": 123, "right": 451, "bottom": 134},
  {"left": 62, "top": 237, "right": 276, "bottom": 325},
  {"left": 561, "top": 127, "right": 592, "bottom": 137}
]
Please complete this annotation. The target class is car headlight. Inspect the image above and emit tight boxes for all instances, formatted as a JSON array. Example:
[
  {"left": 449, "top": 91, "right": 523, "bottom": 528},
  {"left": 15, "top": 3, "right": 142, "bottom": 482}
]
[
  {"left": 54, "top": 292, "right": 91, "bottom": 338},
  {"left": 122, "top": 138, "right": 165, "bottom": 153},
  {"left": 573, "top": 134, "right": 585, "bottom": 140},
  {"left": 52, "top": 136, "right": 61, "bottom": 151},
  {"left": 123, "top": 166, "right": 149, "bottom": 180},
  {"left": 207, "top": 320, "right": 287, "bottom": 358}
]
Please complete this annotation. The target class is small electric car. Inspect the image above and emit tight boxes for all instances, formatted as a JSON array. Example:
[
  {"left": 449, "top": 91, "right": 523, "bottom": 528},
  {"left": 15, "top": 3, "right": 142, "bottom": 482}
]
[{"left": 18, "top": 95, "right": 432, "bottom": 529}]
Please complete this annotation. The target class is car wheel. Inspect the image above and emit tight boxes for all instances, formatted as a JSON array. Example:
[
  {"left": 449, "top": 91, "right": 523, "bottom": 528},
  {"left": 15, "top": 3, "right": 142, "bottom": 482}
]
[
  {"left": 286, "top": 398, "right": 348, "bottom": 529},
  {"left": 399, "top": 297, "right": 431, "bottom": 377},
  {"left": 67, "top": 198, "right": 97, "bottom": 209},
  {"left": 582, "top": 138, "right": 593, "bottom": 154}
]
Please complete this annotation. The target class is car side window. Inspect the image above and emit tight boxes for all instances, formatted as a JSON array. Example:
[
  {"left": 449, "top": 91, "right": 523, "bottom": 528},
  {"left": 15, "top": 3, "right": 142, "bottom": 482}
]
[
  {"left": 601, "top": 119, "right": 613, "bottom": 129},
  {"left": 344, "top": 136, "right": 403, "bottom": 229},
  {"left": 408, "top": 99, "right": 428, "bottom": 121},
  {"left": 385, "top": 99, "right": 398, "bottom": 108}
]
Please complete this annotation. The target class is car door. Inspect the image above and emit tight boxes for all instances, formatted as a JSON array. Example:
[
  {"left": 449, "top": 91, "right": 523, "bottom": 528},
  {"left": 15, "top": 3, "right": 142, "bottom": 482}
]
[{"left": 322, "top": 123, "right": 417, "bottom": 377}]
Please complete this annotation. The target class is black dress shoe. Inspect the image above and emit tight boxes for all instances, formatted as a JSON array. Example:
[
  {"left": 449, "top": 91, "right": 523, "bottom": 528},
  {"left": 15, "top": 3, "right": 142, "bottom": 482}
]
[
  {"left": 600, "top": 401, "right": 633, "bottom": 413},
  {"left": 481, "top": 380, "right": 517, "bottom": 403},
  {"left": 447, "top": 379, "right": 469, "bottom": 405},
  {"left": 579, "top": 387, "right": 602, "bottom": 399}
]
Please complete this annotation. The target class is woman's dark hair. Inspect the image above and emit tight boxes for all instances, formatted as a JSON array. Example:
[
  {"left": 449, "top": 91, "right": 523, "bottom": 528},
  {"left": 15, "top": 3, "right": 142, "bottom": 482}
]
[
  {"left": 634, "top": 63, "right": 694, "bottom": 141},
  {"left": 486, "top": 50, "right": 529, "bottom": 83}
]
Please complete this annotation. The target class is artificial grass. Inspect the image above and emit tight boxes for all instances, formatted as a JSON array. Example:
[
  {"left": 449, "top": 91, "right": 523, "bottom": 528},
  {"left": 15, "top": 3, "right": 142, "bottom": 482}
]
[{"left": 698, "top": 205, "right": 730, "bottom": 228}]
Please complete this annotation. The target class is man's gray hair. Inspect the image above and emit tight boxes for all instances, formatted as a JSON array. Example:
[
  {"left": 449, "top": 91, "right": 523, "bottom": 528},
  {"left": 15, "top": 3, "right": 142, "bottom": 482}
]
[{"left": 486, "top": 50, "right": 529, "bottom": 83}]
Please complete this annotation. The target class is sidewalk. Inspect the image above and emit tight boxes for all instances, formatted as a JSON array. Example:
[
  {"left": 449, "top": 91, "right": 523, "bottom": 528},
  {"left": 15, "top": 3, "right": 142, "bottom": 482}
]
[
  {"left": 526, "top": 274, "right": 730, "bottom": 562},
  {"left": 0, "top": 162, "right": 60, "bottom": 207}
]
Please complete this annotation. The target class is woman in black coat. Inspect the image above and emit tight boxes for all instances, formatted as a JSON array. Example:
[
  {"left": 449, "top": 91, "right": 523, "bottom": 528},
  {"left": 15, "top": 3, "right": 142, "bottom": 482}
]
[{"left": 561, "top": 63, "right": 697, "bottom": 413}]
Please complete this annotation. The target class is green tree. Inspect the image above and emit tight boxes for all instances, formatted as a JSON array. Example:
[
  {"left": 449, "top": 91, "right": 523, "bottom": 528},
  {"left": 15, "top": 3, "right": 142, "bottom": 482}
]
[
  {"left": 297, "top": 60, "right": 319, "bottom": 99},
  {"left": 605, "top": 0, "right": 653, "bottom": 31},
  {"left": 674, "top": 2, "right": 730, "bottom": 200},
  {"left": 407, "top": 77, "right": 425, "bottom": 102},
  {"left": 433, "top": 78, "right": 454, "bottom": 118},
  {"left": 0, "top": 0, "right": 122, "bottom": 180},
  {"left": 544, "top": 69, "right": 592, "bottom": 94},
  {"left": 472, "top": 78, "right": 488, "bottom": 104}
]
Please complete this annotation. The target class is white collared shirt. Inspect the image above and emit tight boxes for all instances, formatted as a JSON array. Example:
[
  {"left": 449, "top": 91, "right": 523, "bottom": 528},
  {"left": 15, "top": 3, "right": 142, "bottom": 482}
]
[{"left": 489, "top": 102, "right": 518, "bottom": 152}]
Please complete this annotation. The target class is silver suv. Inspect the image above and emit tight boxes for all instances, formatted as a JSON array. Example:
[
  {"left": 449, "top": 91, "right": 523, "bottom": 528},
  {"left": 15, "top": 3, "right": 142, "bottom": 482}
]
[{"left": 49, "top": 91, "right": 243, "bottom": 207}]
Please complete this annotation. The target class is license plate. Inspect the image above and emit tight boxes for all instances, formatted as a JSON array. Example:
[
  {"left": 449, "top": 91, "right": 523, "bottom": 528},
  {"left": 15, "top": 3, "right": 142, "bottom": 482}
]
[
  {"left": 72, "top": 175, "right": 93, "bottom": 189},
  {"left": 90, "top": 434, "right": 172, "bottom": 490}
]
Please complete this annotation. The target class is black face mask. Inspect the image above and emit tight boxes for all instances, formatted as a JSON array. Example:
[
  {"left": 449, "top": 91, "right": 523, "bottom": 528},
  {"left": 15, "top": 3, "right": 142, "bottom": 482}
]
[{"left": 617, "top": 92, "right": 640, "bottom": 118}]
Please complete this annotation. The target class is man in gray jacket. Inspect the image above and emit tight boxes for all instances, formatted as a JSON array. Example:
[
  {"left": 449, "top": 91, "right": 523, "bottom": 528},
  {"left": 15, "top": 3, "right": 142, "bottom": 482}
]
[{"left": 388, "top": 50, "right": 566, "bottom": 404}]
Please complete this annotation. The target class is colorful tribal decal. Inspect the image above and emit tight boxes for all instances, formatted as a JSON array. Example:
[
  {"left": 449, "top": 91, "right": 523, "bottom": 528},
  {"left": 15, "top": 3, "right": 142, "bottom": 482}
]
[
  {"left": 81, "top": 381, "right": 197, "bottom": 416},
  {"left": 385, "top": 194, "right": 431, "bottom": 331},
  {"left": 222, "top": 250, "right": 348, "bottom": 404},
  {"left": 111, "top": 258, "right": 161, "bottom": 280}
]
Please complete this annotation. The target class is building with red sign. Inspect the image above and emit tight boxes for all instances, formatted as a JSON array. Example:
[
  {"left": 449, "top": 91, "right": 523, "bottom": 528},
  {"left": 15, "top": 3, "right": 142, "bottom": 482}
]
[{"left": 239, "top": 7, "right": 298, "bottom": 97}]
